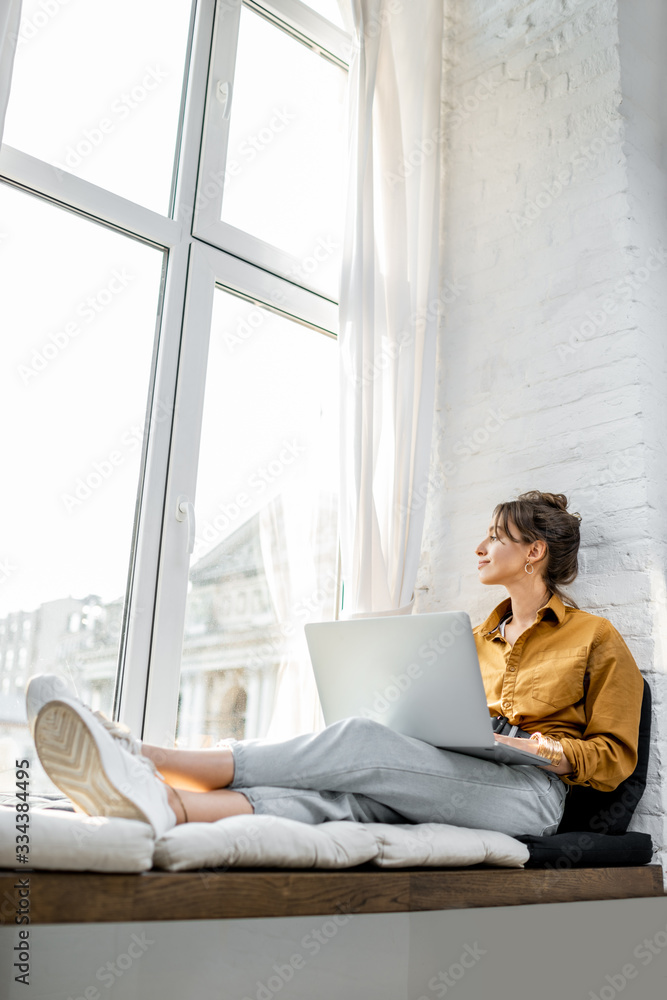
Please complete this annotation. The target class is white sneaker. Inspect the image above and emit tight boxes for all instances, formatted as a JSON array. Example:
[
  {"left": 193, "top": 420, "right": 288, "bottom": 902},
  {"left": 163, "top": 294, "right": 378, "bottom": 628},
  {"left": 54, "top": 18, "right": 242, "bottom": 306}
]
[
  {"left": 33, "top": 696, "right": 176, "bottom": 836},
  {"left": 26, "top": 674, "right": 143, "bottom": 755}
]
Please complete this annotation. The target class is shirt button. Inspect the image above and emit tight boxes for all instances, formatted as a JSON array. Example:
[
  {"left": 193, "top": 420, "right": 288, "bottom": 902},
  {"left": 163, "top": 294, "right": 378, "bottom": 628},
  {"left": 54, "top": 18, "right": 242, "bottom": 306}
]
[{"left": 508, "top": 666, "right": 516, "bottom": 672}]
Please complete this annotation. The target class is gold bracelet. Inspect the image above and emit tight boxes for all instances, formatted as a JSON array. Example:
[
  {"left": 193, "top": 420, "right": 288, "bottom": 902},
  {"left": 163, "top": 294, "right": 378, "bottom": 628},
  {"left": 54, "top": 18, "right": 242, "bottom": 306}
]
[
  {"left": 529, "top": 732, "right": 564, "bottom": 766},
  {"left": 166, "top": 782, "right": 189, "bottom": 824}
]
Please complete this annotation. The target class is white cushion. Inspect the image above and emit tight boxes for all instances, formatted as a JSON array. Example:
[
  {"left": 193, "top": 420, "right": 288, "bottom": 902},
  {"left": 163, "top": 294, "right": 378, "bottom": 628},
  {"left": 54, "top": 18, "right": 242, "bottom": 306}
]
[
  {"left": 0, "top": 806, "right": 154, "bottom": 872},
  {"left": 154, "top": 814, "right": 528, "bottom": 871},
  {"left": 153, "top": 814, "right": 380, "bottom": 871},
  {"left": 369, "top": 822, "right": 529, "bottom": 868},
  {"left": 0, "top": 806, "right": 528, "bottom": 872}
]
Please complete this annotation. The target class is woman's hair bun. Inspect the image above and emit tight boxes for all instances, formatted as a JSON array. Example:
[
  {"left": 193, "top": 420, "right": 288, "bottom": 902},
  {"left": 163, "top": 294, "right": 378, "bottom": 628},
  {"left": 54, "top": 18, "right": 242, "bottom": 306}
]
[
  {"left": 517, "top": 491, "right": 581, "bottom": 520},
  {"left": 521, "top": 491, "right": 568, "bottom": 512}
]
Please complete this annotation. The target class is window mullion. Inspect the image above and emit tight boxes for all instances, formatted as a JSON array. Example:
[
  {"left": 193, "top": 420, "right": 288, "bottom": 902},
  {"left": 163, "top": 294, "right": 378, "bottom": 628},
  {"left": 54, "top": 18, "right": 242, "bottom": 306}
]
[
  {"left": 0, "top": 145, "right": 182, "bottom": 249},
  {"left": 191, "top": 1, "right": 243, "bottom": 238},
  {"left": 141, "top": 243, "right": 217, "bottom": 745},
  {"left": 116, "top": 240, "right": 194, "bottom": 735},
  {"left": 118, "top": 0, "right": 219, "bottom": 735}
]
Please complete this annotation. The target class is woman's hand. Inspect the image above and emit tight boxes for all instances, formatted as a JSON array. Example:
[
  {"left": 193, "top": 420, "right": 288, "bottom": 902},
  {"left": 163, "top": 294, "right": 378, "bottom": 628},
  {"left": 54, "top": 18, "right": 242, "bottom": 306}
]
[{"left": 494, "top": 733, "right": 573, "bottom": 775}]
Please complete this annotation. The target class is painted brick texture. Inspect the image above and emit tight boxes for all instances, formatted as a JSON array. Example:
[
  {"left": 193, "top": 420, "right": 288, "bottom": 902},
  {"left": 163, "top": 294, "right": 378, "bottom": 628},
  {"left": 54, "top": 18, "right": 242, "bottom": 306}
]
[{"left": 415, "top": 0, "right": 667, "bottom": 877}]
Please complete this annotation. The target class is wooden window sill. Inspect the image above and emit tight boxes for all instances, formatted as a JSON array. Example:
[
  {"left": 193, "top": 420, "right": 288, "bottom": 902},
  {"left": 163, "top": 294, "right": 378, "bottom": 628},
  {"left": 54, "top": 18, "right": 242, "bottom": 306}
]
[{"left": 1, "top": 864, "right": 663, "bottom": 924}]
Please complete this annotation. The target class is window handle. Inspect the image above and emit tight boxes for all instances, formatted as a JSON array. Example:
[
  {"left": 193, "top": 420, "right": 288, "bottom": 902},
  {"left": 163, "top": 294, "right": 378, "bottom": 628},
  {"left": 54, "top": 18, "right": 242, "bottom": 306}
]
[
  {"left": 216, "top": 80, "right": 232, "bottom": 120},
  {"left": 176, "top": 496, "right": 195, "bottom": 554}
]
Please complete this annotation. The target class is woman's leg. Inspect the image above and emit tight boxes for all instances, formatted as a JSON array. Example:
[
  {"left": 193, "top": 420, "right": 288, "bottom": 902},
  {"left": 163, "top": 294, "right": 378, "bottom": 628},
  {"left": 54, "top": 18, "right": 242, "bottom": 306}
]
[
  {"left": 163, "top": 784, "right": 404, "bottom": 826},
  {"left": 164, "top": 785, "right": 253, "bottom": 823},
  {"left": 141, "top": 736, "right": 404, "bottom": 825},
  {"left": 141, "top": 744, "right": 234, "bottom": 791},
  {"left": 146, "top": 716, "right": 566, "bottom": 834},
  {"left": 113, "top": 717, "right": 565, "bottom": 834},
  {"left": 224, "top": 716, "right": 567, "bottom": 837}
]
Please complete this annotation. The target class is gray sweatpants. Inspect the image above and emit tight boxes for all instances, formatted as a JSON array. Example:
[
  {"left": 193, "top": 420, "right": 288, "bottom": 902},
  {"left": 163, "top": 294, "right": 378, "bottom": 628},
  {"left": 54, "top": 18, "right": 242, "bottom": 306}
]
[{"left": 227, "top": 716, "right": 567, "bottom": 837}]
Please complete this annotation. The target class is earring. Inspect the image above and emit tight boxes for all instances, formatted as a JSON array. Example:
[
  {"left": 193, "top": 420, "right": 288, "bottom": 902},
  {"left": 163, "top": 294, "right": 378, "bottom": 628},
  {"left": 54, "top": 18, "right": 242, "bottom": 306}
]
[{"left": 524, "top": 561, "right": 534, "bottom": 575}]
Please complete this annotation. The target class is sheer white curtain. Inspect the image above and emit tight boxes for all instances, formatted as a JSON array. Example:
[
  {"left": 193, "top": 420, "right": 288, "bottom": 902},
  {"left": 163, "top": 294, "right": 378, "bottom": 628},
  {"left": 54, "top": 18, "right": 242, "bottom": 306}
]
[
  {"left": 259, "top": 481, "right": 335, "bottom": 739},
  {"left": 339, "top": 0, "right": 443, "bottom": 617},
  {"left": 0, "top": 0, "right": 21, "bottom": 142}
]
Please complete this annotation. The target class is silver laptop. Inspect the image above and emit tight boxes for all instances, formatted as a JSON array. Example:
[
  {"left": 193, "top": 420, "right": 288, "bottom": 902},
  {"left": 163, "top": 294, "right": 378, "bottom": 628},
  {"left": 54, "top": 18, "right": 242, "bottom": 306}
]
[{"left": 304, "top": 611, "right": 550, "bottom": 768}]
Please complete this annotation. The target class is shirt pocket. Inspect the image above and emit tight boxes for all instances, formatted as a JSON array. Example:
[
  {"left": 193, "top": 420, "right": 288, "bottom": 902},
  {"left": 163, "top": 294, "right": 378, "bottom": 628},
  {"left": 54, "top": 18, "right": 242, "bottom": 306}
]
[{"left": 531, "top": 647, "right": 588, "bottom": 710}]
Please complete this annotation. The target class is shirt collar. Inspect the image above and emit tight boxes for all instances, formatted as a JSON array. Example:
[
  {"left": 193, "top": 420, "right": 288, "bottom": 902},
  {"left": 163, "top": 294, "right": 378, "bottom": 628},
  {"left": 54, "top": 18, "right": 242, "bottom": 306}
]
[{"left": 479, "top": 592, "right": 566, "bottom": 637}]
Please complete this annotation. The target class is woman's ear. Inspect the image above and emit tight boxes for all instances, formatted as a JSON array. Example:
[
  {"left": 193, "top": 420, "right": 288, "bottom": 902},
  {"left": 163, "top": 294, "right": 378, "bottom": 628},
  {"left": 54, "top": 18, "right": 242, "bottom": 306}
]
[{"left": 529, "top": 538, "right": 548, "bottom": 563}]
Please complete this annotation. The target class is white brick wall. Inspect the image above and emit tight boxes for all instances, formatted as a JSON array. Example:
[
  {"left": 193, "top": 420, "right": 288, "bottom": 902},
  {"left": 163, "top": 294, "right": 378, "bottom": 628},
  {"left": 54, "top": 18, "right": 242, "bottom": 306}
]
[
  {"left": 416, "top": 0, "right": 667, "bottom": 878},
  {"left": 617, "top": 0, "right": 667, "bottom": 875}
]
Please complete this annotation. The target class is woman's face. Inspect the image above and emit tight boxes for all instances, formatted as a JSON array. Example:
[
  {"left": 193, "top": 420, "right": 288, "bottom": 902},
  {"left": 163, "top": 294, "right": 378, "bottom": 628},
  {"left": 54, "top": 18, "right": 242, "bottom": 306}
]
[{"left": 475, "top": 517, "right": 534, "bottom": 587}]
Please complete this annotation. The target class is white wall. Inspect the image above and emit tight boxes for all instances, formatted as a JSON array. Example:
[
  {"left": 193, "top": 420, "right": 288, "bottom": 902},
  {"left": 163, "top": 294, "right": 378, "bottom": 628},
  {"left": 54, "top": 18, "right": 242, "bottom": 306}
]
[
  {"left": 4, "top": 897, "right": 667, "bottom": 1000},
  {"left": 416, "top": 0, "right": 667, "bottom": 874}
]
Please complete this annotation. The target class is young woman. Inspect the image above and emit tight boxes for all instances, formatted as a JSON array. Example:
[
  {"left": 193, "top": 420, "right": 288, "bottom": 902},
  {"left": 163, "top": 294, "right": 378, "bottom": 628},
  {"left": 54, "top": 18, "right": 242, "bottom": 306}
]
[{"left": 27, "top": 491, "right": 644, "bottom": 840}]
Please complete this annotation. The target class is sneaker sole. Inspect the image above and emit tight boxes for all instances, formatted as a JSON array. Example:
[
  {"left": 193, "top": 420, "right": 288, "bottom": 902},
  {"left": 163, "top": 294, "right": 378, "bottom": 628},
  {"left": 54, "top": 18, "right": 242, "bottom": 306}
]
[{"left": 34, "top": 700, "right": 150, "bottom": 824}]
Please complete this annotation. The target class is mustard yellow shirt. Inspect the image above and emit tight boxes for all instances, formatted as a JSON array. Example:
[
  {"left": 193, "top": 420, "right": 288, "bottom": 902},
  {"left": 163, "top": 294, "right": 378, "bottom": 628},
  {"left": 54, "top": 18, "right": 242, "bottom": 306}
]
[{"left": 473, "top": 593, "right": 644, "bottom": 792}]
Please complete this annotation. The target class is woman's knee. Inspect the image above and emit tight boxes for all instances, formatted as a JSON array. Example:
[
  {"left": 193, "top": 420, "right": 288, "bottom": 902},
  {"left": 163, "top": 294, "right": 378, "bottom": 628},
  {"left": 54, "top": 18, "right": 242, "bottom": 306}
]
[{"left": 336, "top": 715, "right": 387, "bottom": 740}]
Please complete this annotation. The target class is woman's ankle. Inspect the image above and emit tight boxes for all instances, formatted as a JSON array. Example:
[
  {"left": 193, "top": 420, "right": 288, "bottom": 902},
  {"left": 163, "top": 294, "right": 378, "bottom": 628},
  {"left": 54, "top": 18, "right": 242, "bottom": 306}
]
[{"left": 165, "top": 784, "right": 188, "bottom": 825}]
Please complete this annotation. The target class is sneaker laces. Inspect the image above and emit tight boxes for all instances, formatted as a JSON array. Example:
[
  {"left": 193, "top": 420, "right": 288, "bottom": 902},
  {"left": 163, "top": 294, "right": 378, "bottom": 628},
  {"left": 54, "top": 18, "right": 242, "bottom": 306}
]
[
  {"left": 90, "top": 710, "right": 142, "bottom": 755},
  {"left": 89, "top": 710, "right": 162, "bottom": 778}
]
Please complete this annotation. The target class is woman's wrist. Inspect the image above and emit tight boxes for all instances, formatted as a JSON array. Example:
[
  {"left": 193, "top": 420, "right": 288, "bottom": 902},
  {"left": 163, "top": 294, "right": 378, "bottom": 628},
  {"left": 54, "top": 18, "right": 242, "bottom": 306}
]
[
  {"left": 529, "top": 732, "right": 574, "bottom": 775},
  {"left": 529, "top": 732, "right": 562, "bottom": 765},
  {"left": 545, "top": 754, "right": 574, "bottom": 775},
  {"left": 492, "top": 733, "right": 574, "bottom": 775}
]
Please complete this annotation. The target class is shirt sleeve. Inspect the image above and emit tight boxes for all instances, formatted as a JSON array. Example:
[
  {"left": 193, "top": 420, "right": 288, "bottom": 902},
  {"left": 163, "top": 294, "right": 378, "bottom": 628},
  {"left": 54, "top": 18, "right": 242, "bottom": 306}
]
[{"left": 557, "top": 619, "right": 644, "bottom": 792}]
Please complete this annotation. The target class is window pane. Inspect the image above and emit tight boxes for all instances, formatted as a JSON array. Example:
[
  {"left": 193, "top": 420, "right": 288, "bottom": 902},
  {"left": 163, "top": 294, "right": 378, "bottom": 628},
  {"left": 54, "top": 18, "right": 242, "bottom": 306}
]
[
  {"left": 0, "top": 183, "right": 164, "bottom": 795},
  {"left": 3, "top": 0, "right": 193, "bottom": 215},
  {"left": 176, "top": 289, "right": 338, "bottom": 747},
  {"left": 219, "top": 6, "right": 347, "bottom": 296}
]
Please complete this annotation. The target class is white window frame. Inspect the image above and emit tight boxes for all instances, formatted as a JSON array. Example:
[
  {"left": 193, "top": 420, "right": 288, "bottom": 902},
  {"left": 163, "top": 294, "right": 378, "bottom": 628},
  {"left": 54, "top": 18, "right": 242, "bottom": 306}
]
[{"left": 0, "top": 0, "right": 349, "bottom": 744}]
